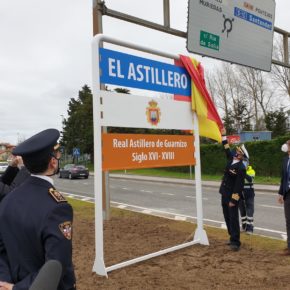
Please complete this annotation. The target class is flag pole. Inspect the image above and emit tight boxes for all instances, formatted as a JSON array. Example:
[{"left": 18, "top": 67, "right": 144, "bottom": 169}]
[{"left": 193, "top": 112, "right": 209, "bottom": 245}]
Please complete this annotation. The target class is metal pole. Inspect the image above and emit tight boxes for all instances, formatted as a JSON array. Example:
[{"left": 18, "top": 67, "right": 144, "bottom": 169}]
[
  {"left": 100, "top": 3, "right": 290, "bottom": 68},
  {"left": 163, "top": 0, "right": 170, "bottom": 28},
  {"left": 92, "top": 0, "right": 110, "bottom": 220},
  {"left": 193, "top": 112, "right": 209, "bottom": 245},
  {"left": 93, "top": 0, "right": 103, "bottom": 36},
  {"left": 92, "top": 35, "right": 107, "bottom": 276},
  {"left": 283, "top": 33, "right": 289, "bottom": 65}
]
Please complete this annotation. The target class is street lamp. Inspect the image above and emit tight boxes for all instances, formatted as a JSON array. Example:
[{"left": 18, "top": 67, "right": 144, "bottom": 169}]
[{"left": 60, "top": 114, "right": 64, "bottom": 125}]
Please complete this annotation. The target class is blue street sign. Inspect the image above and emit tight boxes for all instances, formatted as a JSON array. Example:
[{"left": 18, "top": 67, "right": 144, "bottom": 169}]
[
  {"left": 73, "top": 148, "right": 80, "bottom": 157},
  {"left": 99, "top": 48, "right": 191, "bottom": 97},
  {"left": 60, "top": 146, "right": 65, "bottom": 154}
]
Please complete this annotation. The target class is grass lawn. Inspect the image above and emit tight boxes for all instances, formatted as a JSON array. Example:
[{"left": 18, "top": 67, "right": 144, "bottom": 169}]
[{"left": 70, "top": 198, "right": 285, "bottom": 252}]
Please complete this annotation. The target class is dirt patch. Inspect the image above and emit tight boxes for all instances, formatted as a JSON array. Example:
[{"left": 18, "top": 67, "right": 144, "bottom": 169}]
[{"left": 73, "top": 207, "right": 290, "bottom": 290}]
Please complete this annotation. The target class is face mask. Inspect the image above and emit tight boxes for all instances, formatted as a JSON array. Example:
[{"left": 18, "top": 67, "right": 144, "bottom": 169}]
[
  {"left": 54, "top": 158, "right": 60, "bottom": 175},
  {"left": 48, "top": 153, "right": 61, "bottom": 176},
  {"left": 281, "top": 144, "right": 289, "bottom": 153}
]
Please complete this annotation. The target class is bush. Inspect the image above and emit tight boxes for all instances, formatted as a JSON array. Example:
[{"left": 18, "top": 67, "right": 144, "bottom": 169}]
[
  {"left": 200, "top": 135, "right": 290, "bottom": 177},
  {"left": 161, "top": 135, "right": 290, "bottom": 177}
]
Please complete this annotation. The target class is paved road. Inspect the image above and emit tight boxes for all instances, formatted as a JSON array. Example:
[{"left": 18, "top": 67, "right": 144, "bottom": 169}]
[{"left": 53, "top": 174, "right": 286, "bottom": 241}]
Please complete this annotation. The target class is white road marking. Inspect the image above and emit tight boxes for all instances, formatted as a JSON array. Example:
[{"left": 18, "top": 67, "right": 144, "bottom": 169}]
[
  {"left": 186, "top": 195, "right": 208, "bottom": 200},
  {"left": 175, "top": 216, "right": 187, "bottom": 221},
  {"left": 259, "top": 204, "right": 283, "bottom": 209},
  {"left": 281, "top": 234, "right": 287, "bottom": 241},
  {"left": 140, "top": 190, "right": 153, "bottom": 193},
  {"left": 81, "top": 197, "right": 92, "bottom": 201},
  {"left": 160, "top": 192, "right": 174, "bottom": 196}
]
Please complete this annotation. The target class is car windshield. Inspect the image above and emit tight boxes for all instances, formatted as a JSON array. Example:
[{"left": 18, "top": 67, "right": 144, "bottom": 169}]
[{"left": 75, "top": 165, "right": 85, "bottom": 169}]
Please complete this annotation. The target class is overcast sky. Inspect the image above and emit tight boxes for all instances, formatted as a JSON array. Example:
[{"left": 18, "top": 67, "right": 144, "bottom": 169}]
[{"left": 0, "top": 0, "right": 289, "bottom": 145}]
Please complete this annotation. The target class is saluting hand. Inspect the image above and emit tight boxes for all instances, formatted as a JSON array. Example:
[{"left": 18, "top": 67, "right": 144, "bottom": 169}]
[
  {"left": 0, "top": 281, "right": 14, "bottom": 290},
  {"left": 278, "top": 195, "right": 284, "bottom": 205},
  {"left": 8, "top": 156, "right": 23, "bottom": 168}
]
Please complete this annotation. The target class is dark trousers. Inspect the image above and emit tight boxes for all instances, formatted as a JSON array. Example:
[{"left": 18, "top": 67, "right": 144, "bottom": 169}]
[
  {"left": 222, "top": 195, "right": 241, "bottom": 247},
  {"left": 284, "top": 193, "right": 290, "bottom": 248},
  {"left": 239, "top": 188, "right": 255, "bottom": 231}
]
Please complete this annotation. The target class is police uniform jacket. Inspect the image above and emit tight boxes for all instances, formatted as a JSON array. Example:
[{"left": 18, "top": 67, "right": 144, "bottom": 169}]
[
  {"left": 0, "top": 166, "right": 19, "bottom": 200},
  {"left": 219, "top": 139, "right": 246, "bottom": 205},
  {"left": 0, "top": 176, "right": 76, "bottom": 290},
  {"left": 279, "top": 156, "right": 290, "bottom": 198},
  {"left": 0, "top": 166, "right": 30, "bottom": 200}
]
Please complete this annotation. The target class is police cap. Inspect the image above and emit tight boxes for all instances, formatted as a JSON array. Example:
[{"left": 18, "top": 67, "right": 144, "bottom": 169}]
[
  {"left": 236, "top": 144, "right": 249, "bottom": 159},
  {"left": 13, "top": 129, "right": 60, "bottom": 158}
]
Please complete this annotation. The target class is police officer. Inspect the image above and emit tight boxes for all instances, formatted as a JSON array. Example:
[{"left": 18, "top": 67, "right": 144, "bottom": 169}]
[
  {"left": 239, "top": 160, "right": 256, "bottom": 234},
  {"left": 278, "top": 140, "right": 290, "bottom": 255},
  {"left": 0, "top": 129, "right": 76, "bottom": 290},
  {"left": 219, "top": 129, "right": 246, "bottom": 251},
  {"left": 0, "top": 156, "right": 30, "bottom": 201}
]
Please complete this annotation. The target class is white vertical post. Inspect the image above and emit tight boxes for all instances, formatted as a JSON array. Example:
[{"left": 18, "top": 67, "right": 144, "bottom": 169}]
[
  {"left": 91, "top": 36, "right": 107, "bottom": 276},
  {"left": 193, "top": 112, "right": 209, "bottom": 245}
]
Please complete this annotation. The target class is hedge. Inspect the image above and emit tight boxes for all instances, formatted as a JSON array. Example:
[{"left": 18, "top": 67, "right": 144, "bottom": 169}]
[
  {"left": 200, "top": 135, "right": 290, "bottom": 177},
  {"left": 165, "top": 135, "right": 290, "bottom": 177}
]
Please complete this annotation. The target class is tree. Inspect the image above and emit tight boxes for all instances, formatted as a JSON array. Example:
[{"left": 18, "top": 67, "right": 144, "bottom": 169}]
[
  {"left": 114, "top": 88, "right": 130, "bottom": 94},
  {"left": 238, "top": 66, "right": 274, "bottom": 129},
  {"left": 207, "top": 64, "right": 252, "bottom": 133},
  {"left": 61, "top": 85, "right": 93, "bottom": 158},
  {"left": 222, "top": 115, "right": 235, "bottom": 135},
  {"left": 207, "top": 63, "right": 278, "bottom": 131},
  {"left": 265, "top": 109, "right": 287, "bottom": 138},
  {"left": 271, "top": 37, "right": 290, "bottom": 100}
]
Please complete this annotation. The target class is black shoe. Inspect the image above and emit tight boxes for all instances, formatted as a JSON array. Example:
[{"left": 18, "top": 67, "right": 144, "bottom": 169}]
[
  {"left": 230, "top": 244, "right": 240, "bottom": 252},
  {"left": 281, "top": 248, "right": 290, "bottom": 256},
  {"left": 246, "top": 225, "right": 254, "bottom": 234}
]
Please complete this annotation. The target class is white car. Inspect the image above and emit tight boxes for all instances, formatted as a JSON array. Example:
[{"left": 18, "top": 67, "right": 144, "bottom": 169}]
[{"left": 0, "top": 161, "right": 8, "bottom": 175}]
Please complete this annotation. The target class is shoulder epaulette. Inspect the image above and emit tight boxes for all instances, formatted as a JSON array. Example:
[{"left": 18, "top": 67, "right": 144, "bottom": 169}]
[
  {"left": 224, "top": 143, "right": 230, "bottom": 149},
  {"left": 48, "top": 188, "right": 67, "bottom": 203}
]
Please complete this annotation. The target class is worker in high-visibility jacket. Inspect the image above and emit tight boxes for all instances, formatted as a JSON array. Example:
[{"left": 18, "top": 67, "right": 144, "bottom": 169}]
[{"left": 239, "top": 163, "right": 256, "bottom": 234}]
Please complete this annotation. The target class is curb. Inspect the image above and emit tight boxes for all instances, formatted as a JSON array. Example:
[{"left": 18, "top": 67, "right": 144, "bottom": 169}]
[{"left": 89, "top": 173, "right": 279, "bottom": 194}]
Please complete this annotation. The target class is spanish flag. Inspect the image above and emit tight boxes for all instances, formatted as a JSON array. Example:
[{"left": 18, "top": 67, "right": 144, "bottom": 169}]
[{"left": 179, "top": 55, "right": 223, "bottom": 143}]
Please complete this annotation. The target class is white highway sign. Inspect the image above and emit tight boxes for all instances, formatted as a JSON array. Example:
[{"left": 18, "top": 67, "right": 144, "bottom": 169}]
[{"left": 187, "top": 0, "right": 276, "bottom": 71}]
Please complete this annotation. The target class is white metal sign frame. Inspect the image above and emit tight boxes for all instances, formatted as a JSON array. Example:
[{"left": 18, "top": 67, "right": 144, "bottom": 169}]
[{"left": 91, "top": 34, "right": 209, "bottom": 276}]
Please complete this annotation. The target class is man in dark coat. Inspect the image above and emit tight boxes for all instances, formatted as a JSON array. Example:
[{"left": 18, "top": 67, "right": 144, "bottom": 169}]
[
  {"left": 0, "top": 156, "right": 30, "bottom": 201},
  {"left": 278, "top": 140, "right": 290, "bottom": 255},
  {"left": 219, "top": 129, "right": 246, "bottom": 251},
  {"left": 0, "top": 129, "right": 76, "bottom": 290}
]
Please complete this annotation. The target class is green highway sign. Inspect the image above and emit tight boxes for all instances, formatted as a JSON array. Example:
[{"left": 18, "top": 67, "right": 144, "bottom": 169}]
[{"left": 200, "top": 31, "right": 220, "bottom": 51}]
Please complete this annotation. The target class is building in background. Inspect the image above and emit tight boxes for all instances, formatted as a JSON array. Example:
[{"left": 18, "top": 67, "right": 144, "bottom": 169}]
[
  {"left": 227, "top": 131, "right": 272, "bottom": 144},
  {"left": 0, "top": 143, "right": 15, "bottom": 161}
]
